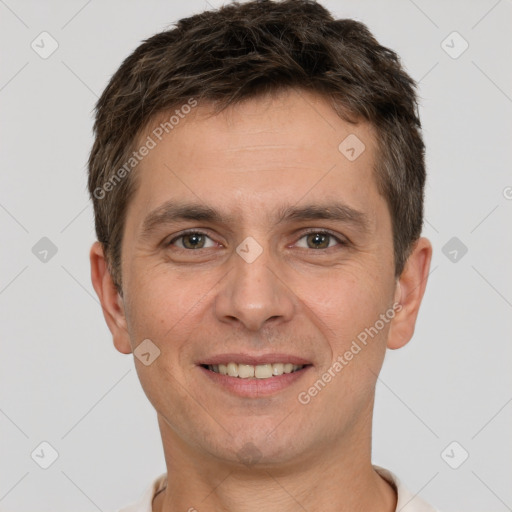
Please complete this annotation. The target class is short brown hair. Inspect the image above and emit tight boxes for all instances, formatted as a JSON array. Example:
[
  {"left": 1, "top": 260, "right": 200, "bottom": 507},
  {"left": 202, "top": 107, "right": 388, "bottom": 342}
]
[{"left": 88, "top": 0, "right": 425, "bottom": 291}]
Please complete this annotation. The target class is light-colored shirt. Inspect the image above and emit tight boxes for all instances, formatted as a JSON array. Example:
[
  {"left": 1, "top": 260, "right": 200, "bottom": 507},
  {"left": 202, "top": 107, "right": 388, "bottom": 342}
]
[{"left": 117, "top": 466, "right": 440, "bottom": 511}]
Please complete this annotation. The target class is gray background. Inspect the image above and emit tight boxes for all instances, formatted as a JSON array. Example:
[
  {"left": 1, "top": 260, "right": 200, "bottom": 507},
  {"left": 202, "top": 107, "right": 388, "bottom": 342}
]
[{"left": 1, "top": 0, "right": 511, "bottom": 510}]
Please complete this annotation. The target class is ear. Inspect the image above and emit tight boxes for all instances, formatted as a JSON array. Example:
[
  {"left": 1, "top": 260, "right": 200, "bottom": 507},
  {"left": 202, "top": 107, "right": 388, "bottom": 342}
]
[
  {"left": 90, "top": 241, "right": 132, "bottom": 354},
  {"left": 387, "top": 237, "right": 432, "bottom": 350}
]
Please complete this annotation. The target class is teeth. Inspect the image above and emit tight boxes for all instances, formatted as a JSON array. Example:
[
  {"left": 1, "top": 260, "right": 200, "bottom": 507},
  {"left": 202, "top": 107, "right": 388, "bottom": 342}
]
[
  {"left": 272, "top": 363, "right": 284, "bottom": 375},
  {"left": 255, "top": 364, "right": 273, "bottom": 379},
  {"left": 227, "top": 362, "right": 238, "bottom": 377},
  {"left": 206, "top": 362, "right": 305, "bottom": 379},
  {"left": 238, "top": 364, "right": 255, "bottom": 378}
]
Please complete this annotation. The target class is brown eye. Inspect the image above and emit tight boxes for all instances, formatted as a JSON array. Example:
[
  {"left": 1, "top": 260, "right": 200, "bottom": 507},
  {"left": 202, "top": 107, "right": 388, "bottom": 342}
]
[
  {"left": 170, "top": 232, "right": 215, "bottom": 249},
  {"left": 182, "top": 233, "right": 205, "bottom": 249},
  {"left": 295, "top": 231, "right": 347, "bottom": 250},
  {"left": 305, "top": 232, "right": 331, "bottom": 249}
]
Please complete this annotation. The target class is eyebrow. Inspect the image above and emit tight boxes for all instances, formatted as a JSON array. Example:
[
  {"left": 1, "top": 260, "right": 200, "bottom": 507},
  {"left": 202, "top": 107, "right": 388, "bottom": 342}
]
[{"left": 140, "top": 200, "right": 370, "bottom": 240}]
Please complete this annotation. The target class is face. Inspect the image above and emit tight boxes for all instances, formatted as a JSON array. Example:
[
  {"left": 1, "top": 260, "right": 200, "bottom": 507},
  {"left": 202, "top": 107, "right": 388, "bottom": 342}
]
[{"left": 92, "top": 89, "right": 430, "bottom": 469}]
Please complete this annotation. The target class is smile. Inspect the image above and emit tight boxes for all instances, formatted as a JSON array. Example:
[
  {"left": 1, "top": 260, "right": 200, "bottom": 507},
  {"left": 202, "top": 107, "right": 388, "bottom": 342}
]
[
  {"left": 197, "top": 353, "right": 313, "bottom": 397},
  {"left": 203, "top": 362, "right": 305, "bottom": 379}
]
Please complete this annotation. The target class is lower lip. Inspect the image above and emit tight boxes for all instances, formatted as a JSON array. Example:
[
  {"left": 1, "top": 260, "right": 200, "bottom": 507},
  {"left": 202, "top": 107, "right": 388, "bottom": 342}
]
[{"left": 198, "top": 365, "right": 312, "bottom": 397}]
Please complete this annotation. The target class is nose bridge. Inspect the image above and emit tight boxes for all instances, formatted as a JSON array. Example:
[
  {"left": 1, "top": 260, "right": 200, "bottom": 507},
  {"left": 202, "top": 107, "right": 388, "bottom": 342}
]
[{"left": 214, "top": 241, "right": 295, "bottom": 331}]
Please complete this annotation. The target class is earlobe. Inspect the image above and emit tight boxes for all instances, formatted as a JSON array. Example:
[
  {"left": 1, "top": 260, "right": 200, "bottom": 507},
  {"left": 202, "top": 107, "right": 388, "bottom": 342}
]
[
  {"left": 90, "top": 242, "right": 132, "bottom": 355},
  {"left": 387, "top": 237, "right": 432, "bottom": 350}
]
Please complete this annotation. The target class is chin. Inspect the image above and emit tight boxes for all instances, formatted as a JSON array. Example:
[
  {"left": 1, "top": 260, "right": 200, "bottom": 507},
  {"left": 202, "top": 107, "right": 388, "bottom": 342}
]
[{"left": 203, "top": 423, "right": 310, "bottom": 469}]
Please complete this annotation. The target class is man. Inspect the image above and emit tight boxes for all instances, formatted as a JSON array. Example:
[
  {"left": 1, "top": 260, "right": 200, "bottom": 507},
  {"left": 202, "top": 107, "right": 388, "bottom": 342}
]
[{"left": 88, "top": 1, "right": 437, "bottom": 510}]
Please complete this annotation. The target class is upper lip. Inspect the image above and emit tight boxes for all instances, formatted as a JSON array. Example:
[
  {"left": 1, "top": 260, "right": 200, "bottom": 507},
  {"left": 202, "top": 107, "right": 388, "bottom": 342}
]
[{"left": 199, "top": 353, "right": 312, "bottom": 366}]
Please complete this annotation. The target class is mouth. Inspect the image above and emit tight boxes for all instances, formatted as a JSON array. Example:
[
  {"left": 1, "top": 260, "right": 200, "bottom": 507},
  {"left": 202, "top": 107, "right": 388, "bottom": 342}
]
[
  {"left": 197, "top": 355, "right": 313, "bottom": 397},
  {"left": 201, "top": 362, "right": 307, "bottom": 379}
]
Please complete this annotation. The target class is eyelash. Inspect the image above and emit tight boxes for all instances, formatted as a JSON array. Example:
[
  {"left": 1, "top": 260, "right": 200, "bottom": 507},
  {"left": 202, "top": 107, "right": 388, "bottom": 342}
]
[{"left": 167, "top": 229, "right": 348, "bottom": 250}]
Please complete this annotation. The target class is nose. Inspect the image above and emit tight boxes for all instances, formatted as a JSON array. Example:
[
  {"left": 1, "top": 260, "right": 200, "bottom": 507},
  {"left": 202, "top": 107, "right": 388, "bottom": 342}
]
[{"left": 213, "top": 248, "right": 295, "bottom": 332}]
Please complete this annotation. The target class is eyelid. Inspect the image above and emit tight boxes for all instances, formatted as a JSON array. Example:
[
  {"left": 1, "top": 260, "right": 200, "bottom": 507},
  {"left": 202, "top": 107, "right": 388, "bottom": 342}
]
[
  {"left": 294, "top": 228, "right": 349, "bottom": 246},
  {"left": 166, "top": 228, "right": 349, "bottom": 249},
  {"left": 294, "top": 228, "right": 350, "bottom": 255},
  {"left": 167, "top": 229, "right": 217, "bottom": 247}
]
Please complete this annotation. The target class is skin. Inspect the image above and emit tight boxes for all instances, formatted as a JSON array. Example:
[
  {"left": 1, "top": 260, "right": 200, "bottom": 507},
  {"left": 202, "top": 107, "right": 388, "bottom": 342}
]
[{"left": 90, "top": 88, "right": 432, "bottom": 512}]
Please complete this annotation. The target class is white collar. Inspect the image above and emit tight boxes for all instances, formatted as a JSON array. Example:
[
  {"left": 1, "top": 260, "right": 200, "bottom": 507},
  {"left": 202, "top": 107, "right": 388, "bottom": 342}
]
[{"left": 118, "top": 466, "right": 440, "bottom": 511}]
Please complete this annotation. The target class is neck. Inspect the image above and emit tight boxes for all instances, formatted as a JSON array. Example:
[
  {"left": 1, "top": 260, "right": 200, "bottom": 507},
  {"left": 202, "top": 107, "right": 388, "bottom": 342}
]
[{"left": 152, "top": 416, "right": 396, "bottom": 512}]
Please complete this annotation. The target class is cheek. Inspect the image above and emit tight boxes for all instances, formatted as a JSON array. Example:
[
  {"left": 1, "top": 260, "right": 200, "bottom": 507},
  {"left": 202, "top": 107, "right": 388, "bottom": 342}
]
[
  {"left": 123, "top": 265, "right": 215, "bottom": 347},
  {"left": 304, "top": 264, "right": 394, "bottom": 356},
  {"left": 303, "top": 277, "right": 394, "bottom": 415},
  {"left": 123, "top": 271, "right": 214, "bottom": 413}
]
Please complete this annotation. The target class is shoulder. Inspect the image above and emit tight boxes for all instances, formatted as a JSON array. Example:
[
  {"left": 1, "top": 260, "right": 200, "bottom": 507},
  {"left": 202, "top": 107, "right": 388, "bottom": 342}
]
[{"left": 374, "top": 466, "right": 442, "bottom": 512}]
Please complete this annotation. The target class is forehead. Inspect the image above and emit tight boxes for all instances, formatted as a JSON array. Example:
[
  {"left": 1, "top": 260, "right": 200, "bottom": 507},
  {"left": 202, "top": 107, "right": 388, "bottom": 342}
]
[{"left": 128, "top": 89, "right": 383, "bottom": 226}]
